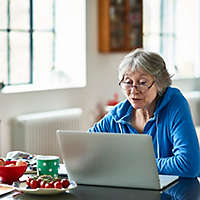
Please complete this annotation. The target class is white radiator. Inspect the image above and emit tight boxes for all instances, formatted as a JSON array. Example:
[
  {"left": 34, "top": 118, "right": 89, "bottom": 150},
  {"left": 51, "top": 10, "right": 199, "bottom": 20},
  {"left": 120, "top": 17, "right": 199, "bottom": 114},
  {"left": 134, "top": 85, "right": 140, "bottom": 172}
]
[{"left": 11, "top": 108, "right": 82, "bottom": 157}]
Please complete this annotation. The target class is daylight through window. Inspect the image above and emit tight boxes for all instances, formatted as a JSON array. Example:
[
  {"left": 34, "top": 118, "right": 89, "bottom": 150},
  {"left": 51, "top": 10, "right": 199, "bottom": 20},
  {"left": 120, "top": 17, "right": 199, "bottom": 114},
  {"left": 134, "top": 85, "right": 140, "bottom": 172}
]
[
  {"left": 143, "top": 0, "right": 200, "bottom": 79},
  {"left": 0, "top": 0, "right": 86, "bottom": 89}
]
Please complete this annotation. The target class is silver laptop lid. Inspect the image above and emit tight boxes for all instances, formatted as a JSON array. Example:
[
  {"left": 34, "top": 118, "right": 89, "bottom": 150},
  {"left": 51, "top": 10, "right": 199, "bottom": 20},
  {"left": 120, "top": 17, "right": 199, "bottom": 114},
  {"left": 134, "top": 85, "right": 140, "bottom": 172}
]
[{"left": 56, "top": 130, "right": 162, "bottom": 190}]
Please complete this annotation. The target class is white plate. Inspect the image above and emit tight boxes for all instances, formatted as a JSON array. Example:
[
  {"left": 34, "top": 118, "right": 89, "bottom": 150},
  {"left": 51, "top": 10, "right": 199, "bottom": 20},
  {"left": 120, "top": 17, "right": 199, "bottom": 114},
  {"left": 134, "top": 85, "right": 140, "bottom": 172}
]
[
  {"left": 14, "top": 180, "right": 77, "bottom": 195},
  {"left": 0, "top": 184, "right": 15, "bottom": 196}
]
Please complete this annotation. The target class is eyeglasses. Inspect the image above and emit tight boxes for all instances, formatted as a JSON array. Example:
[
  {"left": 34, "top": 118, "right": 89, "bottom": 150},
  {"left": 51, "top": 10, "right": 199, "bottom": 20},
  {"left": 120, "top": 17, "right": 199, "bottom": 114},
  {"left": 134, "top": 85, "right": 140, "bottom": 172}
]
[{"left": 119, "top": 80, "right": 155, "bottom": 93}]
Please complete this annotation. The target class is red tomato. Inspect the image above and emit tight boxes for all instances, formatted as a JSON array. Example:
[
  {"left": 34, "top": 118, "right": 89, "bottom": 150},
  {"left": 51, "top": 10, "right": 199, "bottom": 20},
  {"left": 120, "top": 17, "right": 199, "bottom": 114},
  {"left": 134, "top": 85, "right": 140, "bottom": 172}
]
[
  {"left": 54, "top": 181, "right": 62, "bottom": 189},
  {"left": 40, "top": 180, "right": 47, "bottom": 188},
  {"left": 45, "top": 182, "right": 54, "bottom": 188},
  {"left": 61, "top": 179, "right": 70, "bottom": 188},
  {"left": 30, "top": 179, "right": 39, "bottom": 189},
  {"left": 49, "top": 181, "right": 55, "bottom": 186},
  {"left": 36, "top": 177, "right": 42, "bottom": 184},
  {"left": 26, "top": 177, "right": 33, "bottom": 187}
]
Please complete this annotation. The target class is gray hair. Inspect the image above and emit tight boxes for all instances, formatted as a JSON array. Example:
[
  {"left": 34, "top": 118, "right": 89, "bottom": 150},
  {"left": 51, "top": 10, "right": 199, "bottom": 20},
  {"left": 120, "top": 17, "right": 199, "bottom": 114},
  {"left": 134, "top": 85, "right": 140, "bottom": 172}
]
[{"left": 118, "top": 48, "right": 172, "bottom": 96}]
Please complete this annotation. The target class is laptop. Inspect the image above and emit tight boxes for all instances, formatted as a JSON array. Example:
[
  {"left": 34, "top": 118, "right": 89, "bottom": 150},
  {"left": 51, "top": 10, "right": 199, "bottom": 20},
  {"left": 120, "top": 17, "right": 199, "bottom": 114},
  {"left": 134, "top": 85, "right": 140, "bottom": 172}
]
[{"left": 56, "top": 130, "right": 179, "bottom": 190}]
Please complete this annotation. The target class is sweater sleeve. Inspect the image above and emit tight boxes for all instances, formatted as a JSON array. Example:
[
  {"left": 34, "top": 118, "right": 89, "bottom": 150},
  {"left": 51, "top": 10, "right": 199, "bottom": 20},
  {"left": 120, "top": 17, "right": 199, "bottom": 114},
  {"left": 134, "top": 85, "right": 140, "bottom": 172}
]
[
  {"left": 156, "top": 97, "right": 200, "bottom": 177},
  {"left": 88, "top": 113, "right": 113, "bottom": 133}
]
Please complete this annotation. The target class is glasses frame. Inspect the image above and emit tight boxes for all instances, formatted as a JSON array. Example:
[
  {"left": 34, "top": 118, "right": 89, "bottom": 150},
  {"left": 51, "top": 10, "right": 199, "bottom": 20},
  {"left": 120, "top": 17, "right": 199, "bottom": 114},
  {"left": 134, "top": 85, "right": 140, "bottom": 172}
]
[{"left": 119, "top": 80, "right": 155, "bottom": 93}]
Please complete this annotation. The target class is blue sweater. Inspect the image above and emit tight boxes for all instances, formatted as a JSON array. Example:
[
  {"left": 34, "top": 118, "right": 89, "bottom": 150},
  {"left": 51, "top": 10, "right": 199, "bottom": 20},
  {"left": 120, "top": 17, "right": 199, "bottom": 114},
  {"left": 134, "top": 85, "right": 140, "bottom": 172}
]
[{"left": 89, "top": 87, "right": 200, "bottom": 177}]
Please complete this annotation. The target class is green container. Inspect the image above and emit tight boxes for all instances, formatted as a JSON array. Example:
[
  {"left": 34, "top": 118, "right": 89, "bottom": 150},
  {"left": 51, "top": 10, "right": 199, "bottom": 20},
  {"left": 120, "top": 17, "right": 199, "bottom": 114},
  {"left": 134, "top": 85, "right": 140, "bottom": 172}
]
[{"left": 37, "top": 155, "right": 59, "bottom": 178}]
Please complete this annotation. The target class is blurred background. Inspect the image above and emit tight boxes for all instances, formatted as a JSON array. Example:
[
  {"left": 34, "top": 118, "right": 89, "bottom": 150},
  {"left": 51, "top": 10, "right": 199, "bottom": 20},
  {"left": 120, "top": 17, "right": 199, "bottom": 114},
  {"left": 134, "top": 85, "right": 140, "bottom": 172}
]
[{"left": 0, "top": 0, "right": 200, "bottom": 157}]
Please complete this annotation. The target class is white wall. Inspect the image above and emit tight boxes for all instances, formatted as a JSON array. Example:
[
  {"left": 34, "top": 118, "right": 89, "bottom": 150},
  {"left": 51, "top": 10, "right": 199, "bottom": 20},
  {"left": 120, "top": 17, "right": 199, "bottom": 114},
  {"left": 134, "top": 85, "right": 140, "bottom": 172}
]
[{"left": 0, "top": 0, "right": 125, "bottom": 156}]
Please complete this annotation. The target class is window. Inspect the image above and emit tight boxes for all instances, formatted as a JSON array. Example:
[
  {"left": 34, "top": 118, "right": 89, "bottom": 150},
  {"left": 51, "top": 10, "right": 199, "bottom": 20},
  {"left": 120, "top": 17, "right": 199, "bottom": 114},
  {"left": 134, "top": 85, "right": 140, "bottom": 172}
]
[
  {"left": 143, "top": 0, "right": 200, "bottom": 79},
  {"left": 0, "top": 0, "right": 86, "bottom": 91}
]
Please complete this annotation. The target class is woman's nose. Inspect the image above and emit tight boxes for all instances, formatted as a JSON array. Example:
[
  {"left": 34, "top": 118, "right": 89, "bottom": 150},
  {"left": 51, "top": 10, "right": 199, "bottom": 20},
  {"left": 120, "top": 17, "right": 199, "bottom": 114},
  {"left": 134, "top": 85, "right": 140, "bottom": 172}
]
[{"left": 129, "top": 86, "right": 139, "bottom": 93}]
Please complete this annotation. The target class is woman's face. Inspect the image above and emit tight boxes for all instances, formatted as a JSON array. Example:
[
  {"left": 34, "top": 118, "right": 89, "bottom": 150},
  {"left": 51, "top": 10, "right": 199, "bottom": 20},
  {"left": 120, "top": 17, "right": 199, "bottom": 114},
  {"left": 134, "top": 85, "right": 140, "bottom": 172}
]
[{"left": 122, "top": 67, "right": 158, "bottom": 110}]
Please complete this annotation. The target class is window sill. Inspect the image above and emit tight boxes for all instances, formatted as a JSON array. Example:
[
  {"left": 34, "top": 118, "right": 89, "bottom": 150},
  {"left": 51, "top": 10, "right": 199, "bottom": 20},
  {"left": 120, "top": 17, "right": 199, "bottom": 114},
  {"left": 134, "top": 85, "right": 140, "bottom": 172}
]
[{"left": 1, "top": 82, "right": 86, "bottom": 94}]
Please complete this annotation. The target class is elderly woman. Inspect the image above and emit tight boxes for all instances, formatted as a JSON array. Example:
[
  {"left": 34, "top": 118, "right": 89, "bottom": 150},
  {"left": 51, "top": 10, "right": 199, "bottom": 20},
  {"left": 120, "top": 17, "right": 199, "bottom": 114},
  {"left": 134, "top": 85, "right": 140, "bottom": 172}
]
[{"left": 89, "top": 48, "right": 200, "bottom": 177}]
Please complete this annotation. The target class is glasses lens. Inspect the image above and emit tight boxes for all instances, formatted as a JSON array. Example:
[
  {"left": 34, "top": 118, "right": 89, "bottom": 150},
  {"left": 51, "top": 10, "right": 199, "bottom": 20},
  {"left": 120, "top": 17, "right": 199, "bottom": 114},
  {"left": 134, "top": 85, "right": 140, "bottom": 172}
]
[
  {"left": 137, "top": 85, "right": 147, "bottom": 92},
  {"left": 120, "top": 82, "right": 148, "bottom": 92},
  {"left": 120, "top": 82, "right": 130, "bottom": 90}
]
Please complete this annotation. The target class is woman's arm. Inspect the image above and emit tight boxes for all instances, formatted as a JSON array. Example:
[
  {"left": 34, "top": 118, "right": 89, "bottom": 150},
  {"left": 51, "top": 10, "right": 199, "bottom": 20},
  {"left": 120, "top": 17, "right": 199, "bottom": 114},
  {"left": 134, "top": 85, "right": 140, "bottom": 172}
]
[
  {"left": 88, "top": 113, "right": 113, "bottom": 133},
  {"left": 156, "top": 97, "right": 200, "bottom": 177}
]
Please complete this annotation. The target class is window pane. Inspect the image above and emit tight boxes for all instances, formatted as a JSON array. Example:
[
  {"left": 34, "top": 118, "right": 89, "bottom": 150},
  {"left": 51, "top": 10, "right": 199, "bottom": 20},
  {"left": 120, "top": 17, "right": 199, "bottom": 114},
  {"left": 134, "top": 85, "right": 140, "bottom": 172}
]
[
  {"left": 33, "top": 0, "right": 54, "bottom": 30},
  {"left": 33, "top": 32, "right": 53, "bottom": 83},
  {"left": 55, "top": 0, "right": 86, "bottom": 84},
  {"left": 10, "top": 32, "right": 30, "bottom": 84},
  {"left": 143, "top": 0, "right": 199, "bottom": 79},
  {"left": 143, "top": 0, "right": 160, "bottom": 34},
  {"left": 160, "top": 36, "right": 175, "bottom": 74},
  {"left": 1, "top": 0, "right": 86, "bottom": 88},
  {"left": 0, "top": 32, "right": 8, "bottom": 83},
  {"left": 161, "top": 0, "right": 175, "bottom": 34},
  {"left": 10, "top": 0, "right": 30, "bottom": 30},
  {"left": 0, "top": 0, "right": 8, "bottom": 29},
  {"left": 175, "top": 0, "right": 197, "bottom": 78},
  {"left": 143, "top": 34, "right": 160, "bottom": 52}
]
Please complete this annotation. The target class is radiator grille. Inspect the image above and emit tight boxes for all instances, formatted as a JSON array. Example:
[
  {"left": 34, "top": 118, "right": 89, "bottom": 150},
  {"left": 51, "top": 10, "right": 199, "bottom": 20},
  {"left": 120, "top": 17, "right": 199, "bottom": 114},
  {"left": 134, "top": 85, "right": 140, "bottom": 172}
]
[{"left": 11, "top": 108, "right": 82, "bottom": 157}]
